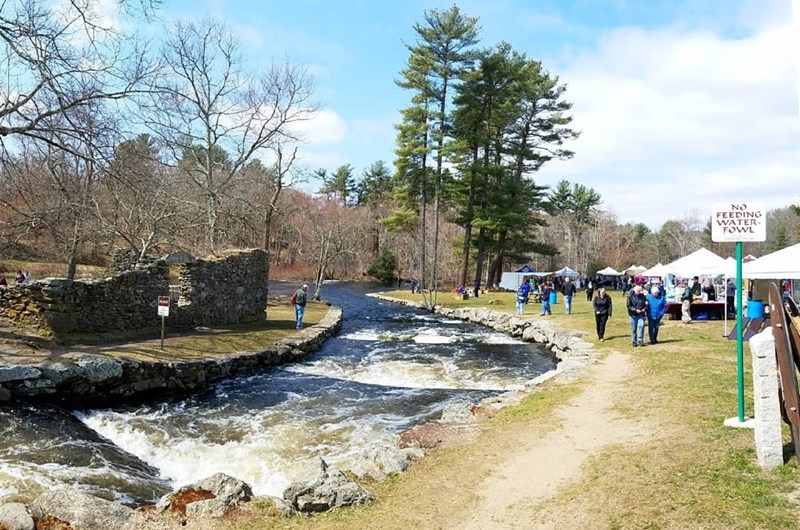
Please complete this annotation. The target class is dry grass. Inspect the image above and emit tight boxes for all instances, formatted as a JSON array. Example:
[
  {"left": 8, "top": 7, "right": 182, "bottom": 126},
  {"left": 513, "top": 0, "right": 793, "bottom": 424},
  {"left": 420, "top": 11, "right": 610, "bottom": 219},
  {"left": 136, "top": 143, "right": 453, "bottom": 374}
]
[
  {"left": 0, "top": 259, "right": 106, "bottom": 282},
  {"left": 229, "top": 289, "right": 800, "bottom": 530}
]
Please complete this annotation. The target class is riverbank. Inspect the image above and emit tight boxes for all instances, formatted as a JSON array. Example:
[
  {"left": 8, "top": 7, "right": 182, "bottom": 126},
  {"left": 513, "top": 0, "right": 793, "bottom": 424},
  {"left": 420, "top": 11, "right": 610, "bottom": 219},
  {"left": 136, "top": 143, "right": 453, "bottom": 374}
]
[{"left": 224, "top": 290, "right": 800, "bottom": 530}]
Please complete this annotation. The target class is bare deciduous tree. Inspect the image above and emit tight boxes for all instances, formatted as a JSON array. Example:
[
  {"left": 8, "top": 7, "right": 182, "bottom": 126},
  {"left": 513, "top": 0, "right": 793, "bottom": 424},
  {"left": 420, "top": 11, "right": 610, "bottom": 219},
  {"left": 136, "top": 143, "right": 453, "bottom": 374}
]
[{"left": 146, "top": 17, "right": 316, "bottom": 251}]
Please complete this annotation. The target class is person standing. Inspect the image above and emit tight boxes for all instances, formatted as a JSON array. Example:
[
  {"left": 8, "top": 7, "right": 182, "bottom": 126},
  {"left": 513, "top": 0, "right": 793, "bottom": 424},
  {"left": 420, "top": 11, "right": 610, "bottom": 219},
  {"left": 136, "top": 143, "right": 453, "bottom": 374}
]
[
  {"left": 585, "top": 280, "right": 594, "bottom": 302},
  {"left": 646, "top": 285, "right": 667, "bottom": 345},
  {"left": 562, "top": 277, "right": 577, "bottom": 315},
  {"left": 592, "top": 287, "right": 613, "bottom": 342},
  {"left": 515, "top": 282, "right": 530, "bottom": 315},
  {"left": 540, "top": 282, "right": 553, "bottom": 316},
  {"left": 292, "top": 284, "right": 309, "bottom": 329},
  {"left": 627, "top": 284, "right": 648, "bottom": 347},
  {"left": 681, "top": 276, "right": 701, "bottom": 323}
]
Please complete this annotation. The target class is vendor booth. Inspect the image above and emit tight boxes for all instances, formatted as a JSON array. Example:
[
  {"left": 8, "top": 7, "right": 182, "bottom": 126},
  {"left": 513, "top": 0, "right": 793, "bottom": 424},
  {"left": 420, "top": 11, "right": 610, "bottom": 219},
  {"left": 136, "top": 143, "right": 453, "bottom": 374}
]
[
  {"left": 499, "top": 265, "right": 544, "bottom": 291},
  {"left": 662, "top": 248, "right": 729, "bottom": 321},
  {"left": 743, "top": 243, "right": 800, "bottom": 304}
]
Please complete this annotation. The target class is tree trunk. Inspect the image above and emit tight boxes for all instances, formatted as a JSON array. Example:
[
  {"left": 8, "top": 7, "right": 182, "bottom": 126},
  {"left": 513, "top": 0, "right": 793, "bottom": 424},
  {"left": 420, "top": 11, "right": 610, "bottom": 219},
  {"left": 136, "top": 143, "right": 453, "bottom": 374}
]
[
  {"left": 487, "top": 229, "right": 507, "bottom": 288},
  {"left": 473, "top": 226, "right": 486, "bottom": 295},
  {"left": 459, "top": 149, "right": 479, "bottom": 288},
  {"left": 314, "top": 236, "right": 330, "bottom": 301}
]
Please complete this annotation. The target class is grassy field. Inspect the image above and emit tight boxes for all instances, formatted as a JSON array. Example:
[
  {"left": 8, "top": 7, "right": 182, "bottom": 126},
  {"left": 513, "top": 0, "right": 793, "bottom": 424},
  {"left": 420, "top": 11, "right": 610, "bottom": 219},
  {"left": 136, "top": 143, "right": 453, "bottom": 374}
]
[{"left": 227, "top": 289, "right": 800, "bottom": 530}]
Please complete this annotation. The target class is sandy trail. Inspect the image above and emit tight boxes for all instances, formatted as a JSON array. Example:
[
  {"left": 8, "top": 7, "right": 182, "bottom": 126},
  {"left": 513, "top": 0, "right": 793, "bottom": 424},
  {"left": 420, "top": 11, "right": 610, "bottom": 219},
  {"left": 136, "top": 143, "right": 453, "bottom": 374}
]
[{"left": 450, "top": 352, "right": 650, "bottom": 530}]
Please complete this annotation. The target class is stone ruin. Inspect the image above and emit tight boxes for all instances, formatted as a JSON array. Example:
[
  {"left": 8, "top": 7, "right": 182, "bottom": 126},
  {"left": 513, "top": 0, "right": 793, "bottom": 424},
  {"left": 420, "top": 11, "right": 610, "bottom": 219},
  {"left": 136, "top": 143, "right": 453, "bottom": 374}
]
[{"left": 0, "top": 249, "right": 268, "bottom": 336}]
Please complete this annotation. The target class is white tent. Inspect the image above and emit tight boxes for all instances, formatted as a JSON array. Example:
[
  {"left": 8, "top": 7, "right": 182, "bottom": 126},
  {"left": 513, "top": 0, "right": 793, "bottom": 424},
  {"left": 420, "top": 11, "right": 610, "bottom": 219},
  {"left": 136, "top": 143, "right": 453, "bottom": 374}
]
[
  {"left": 641, "top": 263, "right": 667, "bottom": 278},
  {"left": 624, "top": 264, "right": 647, "bottom": 275},
  {"left": 663, "top": 248, "right": 727, "bottom": 278},
  {"left": 554, "top": 267, "right": 580, "bottom": 278},
  {"left": 499, "top": 272, "right": 534, "bottom": 291},
  {"left": 743, "top": 243, "right": 800, "bottom": 279},
  {"left": 596, "top": 266, "right": 622, "bottom": 276}
]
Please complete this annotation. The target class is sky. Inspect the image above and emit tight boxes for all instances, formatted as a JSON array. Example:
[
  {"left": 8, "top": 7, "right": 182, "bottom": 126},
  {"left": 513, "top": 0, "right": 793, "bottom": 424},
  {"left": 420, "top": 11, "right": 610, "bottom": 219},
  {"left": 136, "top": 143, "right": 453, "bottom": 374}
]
[{"left": 159, "top": 0, "right": 800, "bottom": 229}]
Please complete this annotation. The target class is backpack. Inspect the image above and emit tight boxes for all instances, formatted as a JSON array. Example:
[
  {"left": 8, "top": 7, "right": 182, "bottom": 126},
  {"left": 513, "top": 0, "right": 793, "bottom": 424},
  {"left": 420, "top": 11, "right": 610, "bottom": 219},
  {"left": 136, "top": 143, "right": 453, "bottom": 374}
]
[{"left": 290, "top": 291, "right": 297, "bottom": 305}]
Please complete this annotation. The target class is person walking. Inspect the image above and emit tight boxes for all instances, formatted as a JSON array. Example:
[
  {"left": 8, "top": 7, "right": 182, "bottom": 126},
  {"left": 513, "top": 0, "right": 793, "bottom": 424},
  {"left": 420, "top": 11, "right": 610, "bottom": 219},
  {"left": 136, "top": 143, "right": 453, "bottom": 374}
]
[
  {"left": 515, "top": 282, "right": 530, "bottom": 315},
  {"left": 585, "top": 280, "right": 594, "bottom": 302},
  {"left": 646, "top": 285, "right": 667, "bottom": 345},
  {"left": 592, "top": 287, "right": 613, "bottom": 342},
  {"left": 540, "top": 282, "right": 553, "bottom": 316},
  {"left": 562, "top": 277, "right": 577, "bottom": 315},
  {"left": 291, "top": 284, "right": 309, "bottom": 329},
  {"left": 627, "top": 284, "right": 648, "bottom": 347}
]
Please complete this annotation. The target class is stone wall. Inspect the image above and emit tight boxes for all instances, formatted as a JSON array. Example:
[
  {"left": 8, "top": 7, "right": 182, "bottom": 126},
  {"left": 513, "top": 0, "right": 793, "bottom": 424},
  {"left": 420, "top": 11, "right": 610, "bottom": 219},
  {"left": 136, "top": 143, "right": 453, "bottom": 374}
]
[
  {"left": 0, "top": 249, "right": 269, "bottom": 336},
  {"left": 109, "top": 248, "right": 158, "bottom": 274},
  {"left": 0, "top": 262, "right": 170, "bottom": 335},
  {"left": 176, "top": 249, "right": 268, "bottom": 327},
  {"left": 0, "top": 306, "right": 343, "bottom": 406}
]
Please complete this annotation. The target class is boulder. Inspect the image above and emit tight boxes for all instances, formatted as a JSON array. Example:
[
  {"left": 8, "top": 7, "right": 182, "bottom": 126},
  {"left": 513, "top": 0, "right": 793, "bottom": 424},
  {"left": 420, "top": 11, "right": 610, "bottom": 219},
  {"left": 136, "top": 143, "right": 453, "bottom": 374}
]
[
  {"left": 439, "top": 402, "right": 479, "bottom": 424},
  {"left": 0, "top": 502, "right": 34, "bottom": 530},
  {"left": 397, "top": 422, "right": 478, "bottom": 449},
  {"left": 156, "top": 473, "right": 252, "bottom": 518},
  {"left": 74, "top": 356, "right": 123, "bottom": 383},
  {"left": 29, "top": 490, "right": 142, "bottom": 530},
  {"left": 0, "top": 365, "right": 40, "bottom": 384},
  {"left": 283, "top": 458, "right": 373, "bottom": 512},
  {"left": 349, "top": 444, "right": 424, "bottom": 481}
]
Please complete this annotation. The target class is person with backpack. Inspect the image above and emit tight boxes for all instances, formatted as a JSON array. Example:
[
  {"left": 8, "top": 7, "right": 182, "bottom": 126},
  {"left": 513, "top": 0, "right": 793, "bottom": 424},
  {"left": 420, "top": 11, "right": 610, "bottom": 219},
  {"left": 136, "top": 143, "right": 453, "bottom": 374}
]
[
  {"left": 291, "top": 284, "right": 309, "bottom": 329},
  {"left": 515, "top": 282, "right": 530, "bottom": 315}
]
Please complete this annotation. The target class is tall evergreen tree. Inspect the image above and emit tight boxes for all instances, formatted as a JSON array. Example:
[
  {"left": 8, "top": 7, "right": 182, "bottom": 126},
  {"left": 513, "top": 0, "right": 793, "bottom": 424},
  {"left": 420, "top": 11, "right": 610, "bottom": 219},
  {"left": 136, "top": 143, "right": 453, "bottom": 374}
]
[{"left": 394, "top": 5, "right": 480, "bottom": 304}]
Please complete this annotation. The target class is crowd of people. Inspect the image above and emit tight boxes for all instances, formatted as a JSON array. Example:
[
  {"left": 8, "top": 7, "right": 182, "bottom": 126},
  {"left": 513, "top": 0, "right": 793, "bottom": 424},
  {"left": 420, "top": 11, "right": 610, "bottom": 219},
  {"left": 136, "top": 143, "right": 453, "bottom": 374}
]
[{"left": 511, "top": 273, "right": 673, "bottom": 347}]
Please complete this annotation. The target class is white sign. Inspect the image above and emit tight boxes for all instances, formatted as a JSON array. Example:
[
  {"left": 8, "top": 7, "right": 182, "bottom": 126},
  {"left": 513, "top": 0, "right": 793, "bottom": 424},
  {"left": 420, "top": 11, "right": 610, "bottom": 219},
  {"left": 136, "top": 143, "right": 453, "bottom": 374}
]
[
  {"left": 711, "top": 202, "right": 766, "bottom": 242},
  {"left": 157, "top": 296, "right": 170, "bottom": 317}
]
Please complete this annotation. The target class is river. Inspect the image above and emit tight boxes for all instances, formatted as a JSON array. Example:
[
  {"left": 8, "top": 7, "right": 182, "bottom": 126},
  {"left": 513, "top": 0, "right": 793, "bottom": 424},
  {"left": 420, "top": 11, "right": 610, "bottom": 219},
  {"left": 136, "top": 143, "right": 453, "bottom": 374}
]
[{"left": 0, "top": 282, "right": 556, "bottom": 505}]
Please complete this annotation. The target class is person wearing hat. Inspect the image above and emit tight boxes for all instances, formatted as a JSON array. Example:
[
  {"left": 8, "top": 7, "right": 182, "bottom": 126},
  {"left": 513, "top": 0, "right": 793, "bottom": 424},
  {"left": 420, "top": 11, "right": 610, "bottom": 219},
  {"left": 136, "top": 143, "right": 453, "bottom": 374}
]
[{"left": 292, "top": 284, "right": 309, "bottom": 329}]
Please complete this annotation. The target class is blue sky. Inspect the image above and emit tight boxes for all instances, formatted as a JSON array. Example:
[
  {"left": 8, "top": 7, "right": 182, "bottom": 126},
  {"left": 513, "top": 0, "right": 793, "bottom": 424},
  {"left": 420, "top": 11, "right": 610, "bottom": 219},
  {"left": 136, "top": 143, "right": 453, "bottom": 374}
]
[{"left": 159, "top": 0, "right": 800, "bottom": 229}]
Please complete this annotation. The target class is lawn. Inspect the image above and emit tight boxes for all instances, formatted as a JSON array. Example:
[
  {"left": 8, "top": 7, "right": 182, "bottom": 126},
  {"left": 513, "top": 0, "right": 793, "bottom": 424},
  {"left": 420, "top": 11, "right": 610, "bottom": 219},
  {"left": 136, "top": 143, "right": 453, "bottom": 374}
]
[{"left": 228, "top": 288, "right": 800, "bottom": 530}]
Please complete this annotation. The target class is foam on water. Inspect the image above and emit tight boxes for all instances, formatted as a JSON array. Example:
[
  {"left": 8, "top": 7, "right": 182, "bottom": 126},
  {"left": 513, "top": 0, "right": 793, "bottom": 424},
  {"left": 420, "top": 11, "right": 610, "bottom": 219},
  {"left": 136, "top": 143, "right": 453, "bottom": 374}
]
[{"left": 284, "top": 358, "right": 527, "bottom": 391}]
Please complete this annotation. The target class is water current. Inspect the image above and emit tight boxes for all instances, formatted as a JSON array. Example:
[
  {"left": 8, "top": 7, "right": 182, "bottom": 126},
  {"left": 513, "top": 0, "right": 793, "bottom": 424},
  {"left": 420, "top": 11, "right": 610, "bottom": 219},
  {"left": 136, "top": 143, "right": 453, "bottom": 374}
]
[{"left": 0, "top": 282, "right": 556, "bottom": 505}]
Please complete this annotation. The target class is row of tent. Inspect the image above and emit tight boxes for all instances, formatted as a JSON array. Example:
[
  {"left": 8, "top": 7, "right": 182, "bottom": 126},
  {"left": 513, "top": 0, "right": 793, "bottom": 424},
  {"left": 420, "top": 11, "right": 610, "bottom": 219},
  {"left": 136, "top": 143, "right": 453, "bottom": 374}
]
[
  {"left": 598, "top": 243, "right": 800, "bottom": 280},
  {"left": 500, "top": 243, "right": 800, "bottom": 292}
]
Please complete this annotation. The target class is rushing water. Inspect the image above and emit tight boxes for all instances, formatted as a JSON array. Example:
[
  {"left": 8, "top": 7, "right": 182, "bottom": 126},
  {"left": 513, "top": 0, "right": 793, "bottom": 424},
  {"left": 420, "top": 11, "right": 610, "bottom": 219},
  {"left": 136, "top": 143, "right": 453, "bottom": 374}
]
[{"left": 0, "top": 282, "right": 556, "bottom": 505}]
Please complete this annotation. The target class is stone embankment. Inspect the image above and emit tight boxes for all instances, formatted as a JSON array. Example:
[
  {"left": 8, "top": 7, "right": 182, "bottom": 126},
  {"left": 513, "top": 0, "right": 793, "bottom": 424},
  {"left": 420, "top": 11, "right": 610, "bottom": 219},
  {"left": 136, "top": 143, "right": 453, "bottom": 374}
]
[{"left": 0, "top": 306, "right": 343, "bottom": 407}]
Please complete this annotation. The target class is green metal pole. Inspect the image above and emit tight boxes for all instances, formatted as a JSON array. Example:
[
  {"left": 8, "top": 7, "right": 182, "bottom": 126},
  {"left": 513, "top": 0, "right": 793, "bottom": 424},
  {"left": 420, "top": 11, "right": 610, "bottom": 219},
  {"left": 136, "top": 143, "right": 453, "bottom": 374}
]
[{"left": 736, "top": 241, "right": 744, "bottom": 422}]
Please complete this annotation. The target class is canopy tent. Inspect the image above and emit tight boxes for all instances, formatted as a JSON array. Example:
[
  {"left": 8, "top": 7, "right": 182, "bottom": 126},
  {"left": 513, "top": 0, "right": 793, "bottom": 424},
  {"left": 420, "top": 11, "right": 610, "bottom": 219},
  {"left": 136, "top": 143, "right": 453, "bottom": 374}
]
[
  {"left": 624, "top": 265, "right": 647, "bottom": 275},
  {"left": 499, "top": 270, "right": 552, "bottom": 291},
  {"left": 641, "top": 263, "right": 667, "bottom": 278},
  {"left": 662, "top": 248, "right": 727, "bottom": 278},
  {"left": 554, "top": 267, "right": 579, "bottom": 278},
  {"left": 743, "top": 243, "right": 800, "bottom": 279},
  {"left": 596, "top": 266, "right": 622, "bottom": 276},
  {"left": 516, "top": 265, "right": 535, "bottom": 273}
]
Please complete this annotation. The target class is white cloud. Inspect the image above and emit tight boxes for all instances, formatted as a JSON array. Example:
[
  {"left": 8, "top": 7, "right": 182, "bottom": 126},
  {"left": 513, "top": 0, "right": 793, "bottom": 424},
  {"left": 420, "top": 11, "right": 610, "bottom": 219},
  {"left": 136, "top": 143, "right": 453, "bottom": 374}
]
[
  {"left": 290, "top": 109, "right": 347, "bottom": 145},
  {"left": 537, "top": 16, "right": 800, "bottom": 229}
]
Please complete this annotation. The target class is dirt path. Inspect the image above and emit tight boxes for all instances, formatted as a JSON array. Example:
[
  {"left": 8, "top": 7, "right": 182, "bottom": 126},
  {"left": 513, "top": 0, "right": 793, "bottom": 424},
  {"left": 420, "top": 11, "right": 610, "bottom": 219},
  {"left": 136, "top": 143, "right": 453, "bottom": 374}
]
[{"left": 450, "top": 352, "right": 651, "bottom": 530}]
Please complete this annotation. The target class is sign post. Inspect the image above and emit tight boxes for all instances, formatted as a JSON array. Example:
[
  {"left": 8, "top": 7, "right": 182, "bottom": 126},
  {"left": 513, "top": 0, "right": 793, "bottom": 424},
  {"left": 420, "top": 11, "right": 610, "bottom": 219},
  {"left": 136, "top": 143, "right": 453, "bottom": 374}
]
[
  {"left": 157, "top": 296, "right": 170, "bottom": 350},
  {"left": 711, "top": 202, "right": 766, "bottom": 427}
]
